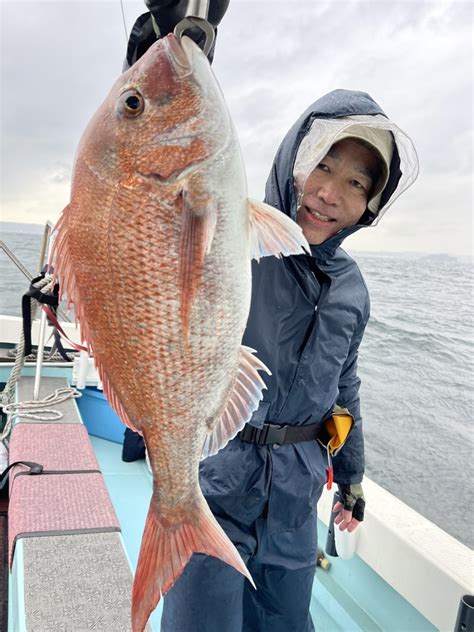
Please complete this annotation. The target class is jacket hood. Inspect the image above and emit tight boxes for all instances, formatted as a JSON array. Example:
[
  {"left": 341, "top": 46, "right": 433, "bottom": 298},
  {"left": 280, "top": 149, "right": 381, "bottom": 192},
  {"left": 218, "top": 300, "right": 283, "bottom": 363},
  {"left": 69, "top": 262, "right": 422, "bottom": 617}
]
[{"left": 263, "top": 89, "right": 419, "bottom": 259}]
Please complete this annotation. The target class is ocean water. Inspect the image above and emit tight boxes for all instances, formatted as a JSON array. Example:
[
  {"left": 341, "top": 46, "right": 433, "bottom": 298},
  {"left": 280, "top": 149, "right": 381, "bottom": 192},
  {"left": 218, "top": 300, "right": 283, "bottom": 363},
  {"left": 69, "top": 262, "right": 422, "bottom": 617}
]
[
  {"left": 1, "top": 223, "right": 473, "bottom": 548},
  {"left": 356, "top": 251, "right": 473, "bottom": 548}
]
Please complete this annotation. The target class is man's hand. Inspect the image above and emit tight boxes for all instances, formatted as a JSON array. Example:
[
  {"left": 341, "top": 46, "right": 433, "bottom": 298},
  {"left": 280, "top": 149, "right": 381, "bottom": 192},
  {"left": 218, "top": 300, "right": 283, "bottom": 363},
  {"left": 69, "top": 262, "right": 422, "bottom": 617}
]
[{"left": 333, "top": 483, "right": 365, "bottom": 533}]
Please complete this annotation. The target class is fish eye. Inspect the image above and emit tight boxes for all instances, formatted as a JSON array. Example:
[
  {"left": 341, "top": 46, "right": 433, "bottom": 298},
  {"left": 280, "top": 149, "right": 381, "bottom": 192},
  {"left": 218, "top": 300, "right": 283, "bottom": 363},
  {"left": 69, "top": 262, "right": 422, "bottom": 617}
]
[{"left": 119, "top": 90, "right": 145, "bottom": 117}]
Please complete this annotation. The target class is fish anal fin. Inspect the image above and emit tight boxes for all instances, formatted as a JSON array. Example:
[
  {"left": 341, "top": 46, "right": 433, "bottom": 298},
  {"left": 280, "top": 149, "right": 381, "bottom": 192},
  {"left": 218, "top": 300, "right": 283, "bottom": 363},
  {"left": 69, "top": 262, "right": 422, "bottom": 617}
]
[
  {"left": 179, "top": 185, "right": 217, "bottom": 341},
  {"left": 248, "top": 198, "right": 310, "bottom": 261},
  {"left": 201, "top": 346, "right": 271, "bottom": 459},
  {"left": 95, "top": 360, "right": 140, "bottom": 434},
  {"left": 131, "top": 496, "right": 254, "bottom": 632}
]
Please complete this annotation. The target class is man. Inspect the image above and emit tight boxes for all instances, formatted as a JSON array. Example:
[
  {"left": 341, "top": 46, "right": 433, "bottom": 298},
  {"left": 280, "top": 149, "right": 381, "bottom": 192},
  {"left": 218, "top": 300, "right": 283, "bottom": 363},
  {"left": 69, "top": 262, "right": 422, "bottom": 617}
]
[{"left": 124, "top": 4, "right": 419, "bottom": 630}]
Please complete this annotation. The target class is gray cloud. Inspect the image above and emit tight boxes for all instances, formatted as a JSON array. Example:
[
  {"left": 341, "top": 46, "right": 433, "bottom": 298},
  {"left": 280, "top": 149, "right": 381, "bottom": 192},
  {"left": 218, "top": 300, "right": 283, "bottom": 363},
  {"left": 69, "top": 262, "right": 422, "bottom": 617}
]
[{"left": 1, "top": 0, "right": 472, "bottom": 254}]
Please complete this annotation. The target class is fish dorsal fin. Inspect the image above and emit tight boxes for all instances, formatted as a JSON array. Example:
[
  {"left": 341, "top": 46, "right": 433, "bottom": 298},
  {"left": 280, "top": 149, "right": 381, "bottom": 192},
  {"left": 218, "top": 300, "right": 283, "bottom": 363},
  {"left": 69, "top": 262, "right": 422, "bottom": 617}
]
[
  {"left": 201, "top": 346, "right": 271, "bottom": 459},
  {"left": 248, "top": 198, "right": 309, "bottom": 261},
  {"left": 179, "top": 185, "right": 217, "bottom": 342}
]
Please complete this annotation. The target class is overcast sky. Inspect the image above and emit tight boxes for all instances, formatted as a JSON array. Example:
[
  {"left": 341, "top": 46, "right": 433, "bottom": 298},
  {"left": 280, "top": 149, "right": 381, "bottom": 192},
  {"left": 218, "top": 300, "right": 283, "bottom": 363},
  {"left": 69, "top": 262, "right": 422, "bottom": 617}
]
[{"left": 0, "top": 0, "right": 472, "bottom": 255}]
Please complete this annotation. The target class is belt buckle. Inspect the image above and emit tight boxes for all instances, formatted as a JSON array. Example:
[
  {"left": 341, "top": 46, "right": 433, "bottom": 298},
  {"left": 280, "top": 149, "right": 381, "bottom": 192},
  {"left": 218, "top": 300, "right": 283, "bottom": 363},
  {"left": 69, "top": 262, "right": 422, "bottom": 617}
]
[{"left": 263, "top": 424, "right": 287, "bottom": 445}]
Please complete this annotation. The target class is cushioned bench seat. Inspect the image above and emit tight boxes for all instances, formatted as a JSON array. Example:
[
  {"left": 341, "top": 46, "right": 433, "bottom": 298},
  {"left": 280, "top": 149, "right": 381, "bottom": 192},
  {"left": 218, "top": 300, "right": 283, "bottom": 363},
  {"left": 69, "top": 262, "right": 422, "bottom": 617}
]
[
  {"left": 12, "top": 532, "right": 149, "bottom": 632},
  {"left": 8, "top": 376, "right": 150, "bottom": 631}
]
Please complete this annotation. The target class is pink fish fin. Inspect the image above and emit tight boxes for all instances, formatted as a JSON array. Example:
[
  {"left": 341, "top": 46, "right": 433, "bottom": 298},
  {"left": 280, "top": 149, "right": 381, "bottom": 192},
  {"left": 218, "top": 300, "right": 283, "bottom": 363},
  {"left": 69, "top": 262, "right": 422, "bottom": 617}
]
[
  {"left": 178, "top": 186, "right": 217, "bottom": 341},
  {"left": 201, "top": 346, "right": 271, "bottom": 459},
  {"left": 51, "top": 205, "right": 140, "bottom": 435},
  {"left": 131, "top": 496, "right": 254, "bottom": 632},
  {"left": 247, "top": 198, "right": 310, "bottom": 262},
  {"left": 49, "top": 205, "right": 91, "bottom": 340},
  {"left": 48, "top": 205, "right": 79, "bottom": 317},
  {"left": 93, "top": 359, "right": 141, "bottom": 434}
]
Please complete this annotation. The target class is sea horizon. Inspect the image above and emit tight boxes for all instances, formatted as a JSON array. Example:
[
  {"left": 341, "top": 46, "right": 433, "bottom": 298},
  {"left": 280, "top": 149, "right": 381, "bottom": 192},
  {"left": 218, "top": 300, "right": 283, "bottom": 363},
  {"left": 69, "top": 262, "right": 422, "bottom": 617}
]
[{"left": 1, "top": 220, "right": 471, "bottom": 262}]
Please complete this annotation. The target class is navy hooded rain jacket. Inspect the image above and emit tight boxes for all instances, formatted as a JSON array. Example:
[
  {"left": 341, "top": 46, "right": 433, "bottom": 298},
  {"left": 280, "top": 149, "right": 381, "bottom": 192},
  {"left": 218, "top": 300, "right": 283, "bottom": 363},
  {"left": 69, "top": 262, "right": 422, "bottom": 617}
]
[{"left": 198, "top": 89, "right": 406, "bottom": 569}]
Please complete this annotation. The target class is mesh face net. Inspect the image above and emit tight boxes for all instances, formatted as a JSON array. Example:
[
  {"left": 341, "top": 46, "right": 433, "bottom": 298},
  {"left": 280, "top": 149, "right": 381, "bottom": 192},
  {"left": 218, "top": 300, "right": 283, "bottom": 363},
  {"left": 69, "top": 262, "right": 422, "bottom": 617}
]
[{"left": 293, "top": 114, "right": 419, "bottom": 225}]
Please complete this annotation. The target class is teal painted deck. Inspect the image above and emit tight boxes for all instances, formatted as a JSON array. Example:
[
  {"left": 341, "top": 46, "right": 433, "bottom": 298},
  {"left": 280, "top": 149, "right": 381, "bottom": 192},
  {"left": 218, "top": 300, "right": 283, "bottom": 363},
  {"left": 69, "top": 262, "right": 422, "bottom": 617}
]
[
  {"left": 92, "top": 435, "right": 435, "bottom": 632},
  {"left": 0, "top": 364, "right": 436, "bottom": 631},
  {"left": 90, "top": 436, "right": 163, "bottom": 630}
]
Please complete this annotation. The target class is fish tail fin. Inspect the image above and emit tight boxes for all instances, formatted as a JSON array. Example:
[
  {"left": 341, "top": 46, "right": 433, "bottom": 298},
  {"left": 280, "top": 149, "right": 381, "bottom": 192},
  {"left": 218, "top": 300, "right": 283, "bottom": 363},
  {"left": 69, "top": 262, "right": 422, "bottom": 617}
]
[{"left": 131, "top": 498, "right": 254, "bottom": 632}]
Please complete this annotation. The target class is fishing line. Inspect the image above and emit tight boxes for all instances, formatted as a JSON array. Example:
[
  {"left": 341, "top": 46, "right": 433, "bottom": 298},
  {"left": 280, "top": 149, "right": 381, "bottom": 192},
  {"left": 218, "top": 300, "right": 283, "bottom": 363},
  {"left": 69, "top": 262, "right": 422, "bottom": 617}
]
[{"left": 119, "top": 0, "right": 128, "bottom": 46}]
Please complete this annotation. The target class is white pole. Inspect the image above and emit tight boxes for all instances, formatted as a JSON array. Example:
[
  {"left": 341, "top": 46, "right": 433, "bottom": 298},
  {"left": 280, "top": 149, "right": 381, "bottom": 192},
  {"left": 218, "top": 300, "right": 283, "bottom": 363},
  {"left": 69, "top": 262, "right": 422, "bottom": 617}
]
[
  {"left": 33, "top": 309, "right": 48, "bottom": 400},
  {"left": 76, "top": 350, "right": 90, "bottom": 390},
  {"left": 33, "top": 221, "right": 54, "bottom": 401}
]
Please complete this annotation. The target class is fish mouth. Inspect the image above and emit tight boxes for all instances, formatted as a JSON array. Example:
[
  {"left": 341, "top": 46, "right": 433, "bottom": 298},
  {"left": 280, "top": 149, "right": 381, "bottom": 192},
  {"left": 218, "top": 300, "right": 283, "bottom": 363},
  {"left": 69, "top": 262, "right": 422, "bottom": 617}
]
[
  {"left": 164, "top": 34, "right": 193, "bottom": 78},
  {"left": 180, "top": 35, "right": 204, "bottom": 64}
]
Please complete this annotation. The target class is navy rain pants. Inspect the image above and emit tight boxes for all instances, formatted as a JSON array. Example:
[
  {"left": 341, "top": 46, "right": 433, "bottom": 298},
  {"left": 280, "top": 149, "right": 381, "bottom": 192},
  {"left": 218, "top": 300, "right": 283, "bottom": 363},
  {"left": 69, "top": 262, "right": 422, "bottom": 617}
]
[{"left": 161, "top": 504, "right": 317, "bottom": 632}]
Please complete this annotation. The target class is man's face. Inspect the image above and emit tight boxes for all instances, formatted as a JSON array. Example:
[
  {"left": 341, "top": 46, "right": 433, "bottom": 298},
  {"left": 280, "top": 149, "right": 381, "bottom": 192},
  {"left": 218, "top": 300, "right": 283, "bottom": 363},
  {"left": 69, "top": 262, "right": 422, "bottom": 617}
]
[{"left": 296, "top": 138, "right": 381, "bottom": 245}]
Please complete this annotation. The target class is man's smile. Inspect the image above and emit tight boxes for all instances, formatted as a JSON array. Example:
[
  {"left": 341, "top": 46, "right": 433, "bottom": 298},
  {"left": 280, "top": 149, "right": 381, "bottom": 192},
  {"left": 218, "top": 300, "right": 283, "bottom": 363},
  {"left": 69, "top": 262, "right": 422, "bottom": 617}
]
[{"left": 304, "top": 205, "right": 337, "bottom": 224}]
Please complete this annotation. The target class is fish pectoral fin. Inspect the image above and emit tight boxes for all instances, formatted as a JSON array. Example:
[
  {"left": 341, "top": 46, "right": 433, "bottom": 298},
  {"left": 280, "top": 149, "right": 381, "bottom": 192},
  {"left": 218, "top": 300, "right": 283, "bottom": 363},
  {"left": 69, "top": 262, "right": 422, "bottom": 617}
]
[
  {"left": 132, "top": 496, "right": 254, "bottom": 632},
  {"left": 201, "top": 346, "right": 271, "bottom": 459},
  {"left": 248, "top": 198, "right": 310, "bottom": 261},
  {"left": 182, "top": 183, "right": 218, "bottom": 255},
  {"left": 179, "top": 185, "right": 217, "bottom": 340}
]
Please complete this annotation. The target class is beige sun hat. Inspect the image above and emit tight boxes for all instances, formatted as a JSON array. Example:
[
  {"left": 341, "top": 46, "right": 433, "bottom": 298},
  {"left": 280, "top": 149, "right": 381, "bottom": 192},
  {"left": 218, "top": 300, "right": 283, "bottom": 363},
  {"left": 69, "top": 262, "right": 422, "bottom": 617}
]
[{"left": 333, "top": 124, "right": 394, "bottom": 213}]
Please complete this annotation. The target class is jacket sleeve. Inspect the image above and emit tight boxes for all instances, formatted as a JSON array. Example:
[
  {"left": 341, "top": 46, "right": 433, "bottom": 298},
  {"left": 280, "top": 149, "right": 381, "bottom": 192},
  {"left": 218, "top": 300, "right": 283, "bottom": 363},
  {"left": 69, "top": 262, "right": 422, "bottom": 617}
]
[
  {"left": 125, "top": 0, "right": 229, "bottom": 68},
  {"left": 332, "top": 301, "right": 370, "bottom": 485}
]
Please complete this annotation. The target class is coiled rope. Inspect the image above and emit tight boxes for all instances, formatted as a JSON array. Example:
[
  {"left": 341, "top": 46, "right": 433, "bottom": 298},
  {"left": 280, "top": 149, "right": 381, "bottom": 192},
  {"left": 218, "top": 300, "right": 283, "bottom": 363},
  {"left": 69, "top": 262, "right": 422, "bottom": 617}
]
[
  {"left": 0, "top": 275, "right": 79, "bottom": 446},
  {"left": 2, "top": 387, "right": 82, "bottom": 425}
]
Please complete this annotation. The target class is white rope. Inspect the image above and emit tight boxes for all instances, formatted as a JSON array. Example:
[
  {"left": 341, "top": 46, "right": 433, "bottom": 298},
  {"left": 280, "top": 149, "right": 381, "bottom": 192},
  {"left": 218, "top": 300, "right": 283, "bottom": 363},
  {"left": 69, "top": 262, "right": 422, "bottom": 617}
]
[
  {"left": 0, "top": 275, "right": 64, "bottom": 445},
  {"left": 1, "top": 387, "right": 82, "bottom": 433},
  {"left": 1, "top": 276, "right": 54, "bottom": 406}
]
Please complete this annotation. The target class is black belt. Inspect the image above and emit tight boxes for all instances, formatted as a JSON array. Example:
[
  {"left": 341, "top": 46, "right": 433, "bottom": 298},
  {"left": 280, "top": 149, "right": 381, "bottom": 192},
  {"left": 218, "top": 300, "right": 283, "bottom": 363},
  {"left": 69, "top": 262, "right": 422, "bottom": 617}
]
[{"left": 238, "top": 422, "right": 325, "bottom": 446}]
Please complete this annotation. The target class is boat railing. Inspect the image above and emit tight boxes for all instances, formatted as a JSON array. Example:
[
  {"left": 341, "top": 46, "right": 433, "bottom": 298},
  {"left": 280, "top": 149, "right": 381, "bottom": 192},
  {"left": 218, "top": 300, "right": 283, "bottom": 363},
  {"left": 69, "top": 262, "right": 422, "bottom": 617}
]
[
  {"left": 1, "top": 220, "right": 71, "bottom": 402},
  {"left": 0, "top": 240, "right": 34, "bottom": 283},
  {"left": 33, "top": 220, "right": 63, "bottom": 400},
  {"left": 0, "top": 224, "right": 70, "bottom": 323}
]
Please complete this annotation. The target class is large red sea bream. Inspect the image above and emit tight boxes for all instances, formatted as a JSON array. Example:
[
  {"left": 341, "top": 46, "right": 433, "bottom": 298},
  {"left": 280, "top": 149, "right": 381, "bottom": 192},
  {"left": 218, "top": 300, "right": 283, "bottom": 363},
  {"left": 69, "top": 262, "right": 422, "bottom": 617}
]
[{"left": 51, "top": 34, "right": 309, "bottom": 631}]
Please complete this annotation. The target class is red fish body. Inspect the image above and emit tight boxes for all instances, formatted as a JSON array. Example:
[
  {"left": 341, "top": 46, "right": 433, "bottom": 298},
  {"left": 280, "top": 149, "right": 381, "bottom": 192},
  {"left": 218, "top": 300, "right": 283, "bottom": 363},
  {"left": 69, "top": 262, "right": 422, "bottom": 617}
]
[{"left": 52, "top": 35, "right": 309, "bottom": 631}]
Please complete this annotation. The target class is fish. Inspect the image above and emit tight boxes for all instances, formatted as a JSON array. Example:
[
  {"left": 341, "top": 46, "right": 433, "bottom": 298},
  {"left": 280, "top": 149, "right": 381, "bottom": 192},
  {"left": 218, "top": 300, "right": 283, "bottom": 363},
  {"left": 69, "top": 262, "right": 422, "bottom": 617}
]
[{"left": 51, "top": 34, "right": 309, "bottom": 632}]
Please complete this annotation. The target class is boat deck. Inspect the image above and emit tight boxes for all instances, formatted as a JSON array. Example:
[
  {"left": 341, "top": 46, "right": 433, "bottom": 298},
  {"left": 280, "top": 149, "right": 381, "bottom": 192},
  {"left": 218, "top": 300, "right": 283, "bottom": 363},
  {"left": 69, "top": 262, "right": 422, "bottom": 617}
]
[
  {"left": 90, "top": 435, "right": 163, "bottom": 629},
  {"left": 92, "top": 433, "right": 345, "bottom": 631},
  {"left": 94, "top": 435, "right": 439, "bottom": 631},
  {"left": 3, "top": 372, "right": 440, "bottom": 631}
]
